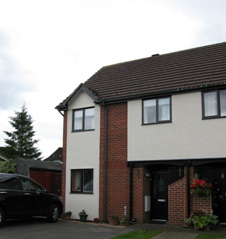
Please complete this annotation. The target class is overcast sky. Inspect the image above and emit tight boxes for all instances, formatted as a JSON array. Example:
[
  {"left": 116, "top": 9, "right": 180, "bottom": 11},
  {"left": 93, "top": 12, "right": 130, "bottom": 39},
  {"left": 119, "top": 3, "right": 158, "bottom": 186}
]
[{"left": 0, "top": 0, "right": 226, "bottom": 159}]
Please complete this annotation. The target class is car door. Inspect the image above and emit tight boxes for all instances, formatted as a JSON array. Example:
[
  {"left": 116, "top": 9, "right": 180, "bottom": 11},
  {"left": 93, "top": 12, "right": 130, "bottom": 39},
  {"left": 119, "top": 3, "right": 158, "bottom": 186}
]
[
  {"left": 0, "top": 176, "right": 26, "bottom": 216},
  {"left": 20, "top": 178, "right": 46, "bottom": 215}
]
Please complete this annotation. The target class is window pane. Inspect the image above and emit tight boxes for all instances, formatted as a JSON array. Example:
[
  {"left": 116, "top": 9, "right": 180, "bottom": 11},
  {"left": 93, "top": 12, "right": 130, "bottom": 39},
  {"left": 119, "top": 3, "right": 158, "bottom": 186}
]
[
  {"left": 143, "top": 100, "right": 156, "bottom": 123},
  {"left": 74, "top": 110, "right": 83, "bottom": 130},
  {"left": 71, "top": 170, "right": 82, "bottom": 192},
  {"left": 0, "top": 178, "right": 22, "bottom": 190},
  {"left": 83, "top": 170, "right": 93, "bottom": 193},
  {"left": 204, "top": 92, "right": 218, "bottom": 117},
  {"left": 158, "top": 98, "right": 170, "bottom": 121},
  {"left": 85, "top": 108, "right": 94, "bottom": 130},
  {"left": 220, "top": 90, "right": 226, "bottom": 116},
  {"left": 21, "top": 179, "right": 41, "bottom": 192}
]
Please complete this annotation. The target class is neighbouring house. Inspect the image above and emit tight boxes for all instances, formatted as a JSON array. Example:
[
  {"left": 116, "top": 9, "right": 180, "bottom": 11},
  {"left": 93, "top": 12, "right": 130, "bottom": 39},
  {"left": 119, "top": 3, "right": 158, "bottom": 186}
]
[
  {"left": 44, "top": 147, "right": 63, "bottom": 163},
  {"left": 14, "top": 158, "right": 62, "bottom": 195},
  {"left": 56, "top": 42, "right": 226, "bottom": 225},
  {"left": 0, "top": 146, "right": 62, "bottom": 196},
  {"left": 15, "top": 157, "right": 62, "bottom": 196}
]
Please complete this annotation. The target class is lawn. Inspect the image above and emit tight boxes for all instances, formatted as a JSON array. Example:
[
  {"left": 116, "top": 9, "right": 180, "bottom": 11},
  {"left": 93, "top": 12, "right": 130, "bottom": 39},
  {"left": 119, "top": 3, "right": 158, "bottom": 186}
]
[
  {"left": 196, "top": 234, "right": 226, "bottom": 239},
  {"left": 110, "top": 229, "right": 226, "bottom": 239},
  {"left": 110, "top": 229, "right": 162, "bottom": 239}
]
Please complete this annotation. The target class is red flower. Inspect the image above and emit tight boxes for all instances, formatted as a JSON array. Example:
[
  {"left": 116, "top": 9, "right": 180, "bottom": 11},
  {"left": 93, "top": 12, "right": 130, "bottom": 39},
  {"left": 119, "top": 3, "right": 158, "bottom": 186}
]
[{"left": 190, "top": 179, "right": 212, "bottom": 197}]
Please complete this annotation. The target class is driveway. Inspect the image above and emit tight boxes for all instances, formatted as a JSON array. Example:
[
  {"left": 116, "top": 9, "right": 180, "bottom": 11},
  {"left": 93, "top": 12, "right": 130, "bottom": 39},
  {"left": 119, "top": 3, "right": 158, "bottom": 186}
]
[
  {"left": 2, "top": 218, "right": 226, "bottom": 239},
  {"left": 0, "top": 218, "right": 134, "bottom": 239}
]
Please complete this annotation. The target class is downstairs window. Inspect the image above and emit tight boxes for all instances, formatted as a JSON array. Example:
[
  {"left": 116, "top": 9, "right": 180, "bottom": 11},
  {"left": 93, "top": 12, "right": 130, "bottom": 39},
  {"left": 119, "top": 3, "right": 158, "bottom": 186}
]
[{"left": 71, "top": 169, "right": 93, "bottom": 193}]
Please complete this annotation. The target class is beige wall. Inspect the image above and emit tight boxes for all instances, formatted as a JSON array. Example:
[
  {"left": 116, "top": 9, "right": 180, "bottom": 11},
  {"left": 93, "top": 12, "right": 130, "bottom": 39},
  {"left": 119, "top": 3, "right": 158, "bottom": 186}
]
[
  {"left": 66, "top": 91, "right": 100, "bottom": 220},
  {"left": 128, "top": 92, "right": 226, "bottom": 161}
]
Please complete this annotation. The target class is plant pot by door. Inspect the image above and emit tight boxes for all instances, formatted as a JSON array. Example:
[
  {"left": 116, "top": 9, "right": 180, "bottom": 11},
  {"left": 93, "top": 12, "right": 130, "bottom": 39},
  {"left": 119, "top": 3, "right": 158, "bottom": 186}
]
[
  {"left": 94, "top": 218, "right": 99, "bottom": 223},
  {"left": 80, "top": 214, "right": 88, "bottom": 222},
  {"left": 109, "top": 219, "right": 119, "bottom": 225}
]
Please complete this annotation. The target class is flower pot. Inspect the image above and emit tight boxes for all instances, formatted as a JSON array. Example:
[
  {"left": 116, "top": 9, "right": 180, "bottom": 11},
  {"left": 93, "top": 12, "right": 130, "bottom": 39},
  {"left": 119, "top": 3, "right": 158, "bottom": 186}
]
[
  {"left": 109, "top": 219, "right": 119, "bottom": 225},
  {"left": 61, "top": 212, "right": 72, "bottom": 220},
  {"left": 61, "top": 214, "right": 71, "bottom": 220},
  {"left": 80, "top": 214, "right": 88, "bottom": 222},
  {"left": 94, "top": 218, "right": 99, "bottom": 223}
]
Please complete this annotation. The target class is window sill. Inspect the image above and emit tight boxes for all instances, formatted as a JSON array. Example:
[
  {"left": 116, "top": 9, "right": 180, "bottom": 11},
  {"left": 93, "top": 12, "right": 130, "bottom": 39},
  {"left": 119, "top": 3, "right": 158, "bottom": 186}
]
[
  {"left": 70, "top": 192, "right": 93, "bottom": 195},
  {"left": 142, "top": 120, "right": 172, "bottom": 126},
  {"left": 72, "top": 129, "right": 95, "bottom": 133},
  {"left": 202, "top": 115, "right": 226, "bottom": 120}
]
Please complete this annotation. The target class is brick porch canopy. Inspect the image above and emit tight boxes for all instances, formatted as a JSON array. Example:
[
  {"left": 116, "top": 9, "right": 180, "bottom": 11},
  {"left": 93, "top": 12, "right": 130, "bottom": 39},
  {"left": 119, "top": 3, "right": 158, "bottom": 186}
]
[{"left": 57, "top": 41, "right": 226, "bottom": 110}]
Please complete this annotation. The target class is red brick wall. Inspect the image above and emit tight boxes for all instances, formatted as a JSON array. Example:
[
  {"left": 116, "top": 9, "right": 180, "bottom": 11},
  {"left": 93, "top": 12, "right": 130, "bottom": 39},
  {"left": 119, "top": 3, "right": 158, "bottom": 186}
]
[
  {"left": 133, "top": 167, "right": 151, "bottom": 223},
  {"left": 168, "top": 167, "right": 187, "bottom": 225},
  {"left": 99, "top": 105, "right": 105, "bottom": 220},
  {"left": 191, "top": 196, "right": 212, "bottom": 215},
  {"left": 133, "top": 167, "right": 144, "bottom": 222},
  {"left": 61, "top": 110, "right": 67, "bottom": 211},
  {"left": 99, "top": 103, "right": 129, "bottom": 221},
  {"left": 168, "top": 166, "right": 212, "bottom": 225}
]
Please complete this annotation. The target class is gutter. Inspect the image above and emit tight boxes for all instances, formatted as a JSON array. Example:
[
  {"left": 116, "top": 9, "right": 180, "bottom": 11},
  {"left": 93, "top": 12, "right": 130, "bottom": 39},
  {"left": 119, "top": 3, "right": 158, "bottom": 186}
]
[
  {"left": 57, "top": 109, "right": 64, "bottom": 117},
  {"left": 55, "top": 105, "right": 66, "bottom": 117}
]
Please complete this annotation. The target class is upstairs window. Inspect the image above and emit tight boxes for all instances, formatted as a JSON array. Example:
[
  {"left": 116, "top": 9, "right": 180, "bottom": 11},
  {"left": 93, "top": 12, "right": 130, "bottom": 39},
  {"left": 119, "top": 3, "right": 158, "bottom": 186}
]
[
  {"left": 203, "top": 90, "right": 226, "bottom": 118},
  {"left": 73, "top": 107, "right": 94, "bottom": 131},
  {"left": 143, "top": 97, "right": 171, "bottom": 124}
]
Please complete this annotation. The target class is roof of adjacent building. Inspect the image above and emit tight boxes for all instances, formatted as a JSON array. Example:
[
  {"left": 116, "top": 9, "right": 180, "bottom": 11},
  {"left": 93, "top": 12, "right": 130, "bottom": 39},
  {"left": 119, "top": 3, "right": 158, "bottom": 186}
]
[
  {"left": 56, "top": 41, "right": 226, "bottom": 110},
  {"left": 15, "top": 158, "right": 62, "bottom": 171},
  {"left": 44, "top": 147, "right": 62, "bottom": 163}
]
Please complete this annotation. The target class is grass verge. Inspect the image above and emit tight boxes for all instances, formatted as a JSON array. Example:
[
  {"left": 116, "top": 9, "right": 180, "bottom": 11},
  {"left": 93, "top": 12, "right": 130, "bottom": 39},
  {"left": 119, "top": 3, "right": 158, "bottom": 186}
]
[
  {"left": 110, "top": 229, "right": 162, "bottom": 239},
  {"left": 196, "top": 233, "right": 226, "bottom": 239}
]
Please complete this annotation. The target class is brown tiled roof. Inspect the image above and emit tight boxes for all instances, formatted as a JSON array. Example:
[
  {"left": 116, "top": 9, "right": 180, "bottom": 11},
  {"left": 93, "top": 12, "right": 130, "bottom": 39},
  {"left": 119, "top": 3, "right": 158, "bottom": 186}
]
[{"left": 57, "top": 42, "right": 226, "bottom": 109}]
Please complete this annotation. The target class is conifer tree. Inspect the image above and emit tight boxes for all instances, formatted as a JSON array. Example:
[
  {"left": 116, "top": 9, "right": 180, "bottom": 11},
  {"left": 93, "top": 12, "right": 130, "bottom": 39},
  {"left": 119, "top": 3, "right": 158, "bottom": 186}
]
[{"left": 3, "top": 105, "right": 42, "bottom": 160}]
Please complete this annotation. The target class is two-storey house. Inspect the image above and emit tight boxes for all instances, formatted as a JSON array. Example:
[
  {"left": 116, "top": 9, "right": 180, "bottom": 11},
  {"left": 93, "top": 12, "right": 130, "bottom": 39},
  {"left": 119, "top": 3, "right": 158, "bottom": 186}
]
[{"left": 56, "top": 42, "right": 226, "bottom": 225}]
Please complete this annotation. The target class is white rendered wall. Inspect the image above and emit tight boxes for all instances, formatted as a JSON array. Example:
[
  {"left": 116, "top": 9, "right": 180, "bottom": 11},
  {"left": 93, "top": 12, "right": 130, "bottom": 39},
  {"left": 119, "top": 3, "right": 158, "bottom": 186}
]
[
  {"left": 65, "top": 91, "right": 100, "bottom": 220},
  {"left": 128, "top": 92, "right": 226, "bottom": 161}
]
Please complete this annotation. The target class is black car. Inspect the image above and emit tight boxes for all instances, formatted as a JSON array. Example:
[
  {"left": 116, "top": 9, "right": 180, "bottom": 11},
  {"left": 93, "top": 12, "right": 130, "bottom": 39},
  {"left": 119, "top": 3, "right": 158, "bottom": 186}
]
[{"left": 0, "top": 173, "right": 63, "bottom": 226}]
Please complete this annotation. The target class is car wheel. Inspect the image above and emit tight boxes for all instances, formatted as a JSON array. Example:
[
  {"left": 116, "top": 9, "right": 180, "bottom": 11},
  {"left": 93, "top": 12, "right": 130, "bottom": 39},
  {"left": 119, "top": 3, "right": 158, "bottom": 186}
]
[
  {"left": 0, "top": 208, "right": 5, "bottom": 227},
  {"left": 47, "top": 204, "right": 59, "bottom": 223}
]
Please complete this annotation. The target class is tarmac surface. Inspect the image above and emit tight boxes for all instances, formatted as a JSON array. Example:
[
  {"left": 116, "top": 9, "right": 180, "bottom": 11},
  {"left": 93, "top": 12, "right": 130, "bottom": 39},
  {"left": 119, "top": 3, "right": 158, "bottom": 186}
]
[{"left": 1, "top": 217, "right": 226, "bottom": 239}]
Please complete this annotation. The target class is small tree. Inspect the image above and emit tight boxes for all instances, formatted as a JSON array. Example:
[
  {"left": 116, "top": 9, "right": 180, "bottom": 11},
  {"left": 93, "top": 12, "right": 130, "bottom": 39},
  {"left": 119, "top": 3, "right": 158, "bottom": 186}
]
[
  {"left": 3, "top": 105, "right": 42, "bottom": 160},
  {"left": 0, "top": 159, "right": 17, "bottom": 174}
]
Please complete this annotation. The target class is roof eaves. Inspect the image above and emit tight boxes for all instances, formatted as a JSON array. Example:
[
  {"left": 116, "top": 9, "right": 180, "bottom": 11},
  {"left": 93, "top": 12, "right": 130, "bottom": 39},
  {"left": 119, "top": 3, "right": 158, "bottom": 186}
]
[
  {"left": 56, "top": 84, "right": 99, "bottom": 111},
  {"left": 67, "top": 84, "right": 98, "bottom": 105},
  {"left": 99, "top": 80, "right": 226, "bottom": 104}
]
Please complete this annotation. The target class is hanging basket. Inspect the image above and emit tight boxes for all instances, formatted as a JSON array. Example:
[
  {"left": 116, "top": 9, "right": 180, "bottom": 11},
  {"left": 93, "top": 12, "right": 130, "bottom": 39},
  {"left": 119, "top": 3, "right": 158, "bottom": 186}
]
[{"left": 190, "top": 179, "right": 211, "bottom": 197}]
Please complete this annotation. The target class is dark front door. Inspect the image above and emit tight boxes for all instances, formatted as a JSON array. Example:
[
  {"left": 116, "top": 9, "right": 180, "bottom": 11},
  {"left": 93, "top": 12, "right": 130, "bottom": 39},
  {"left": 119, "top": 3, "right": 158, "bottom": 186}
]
[
  {"left": 151, "top": 169, "right": 168, "bottom": 221},
  {"left": 213, "top": 167, "right": 226, "bottom": 222}
]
